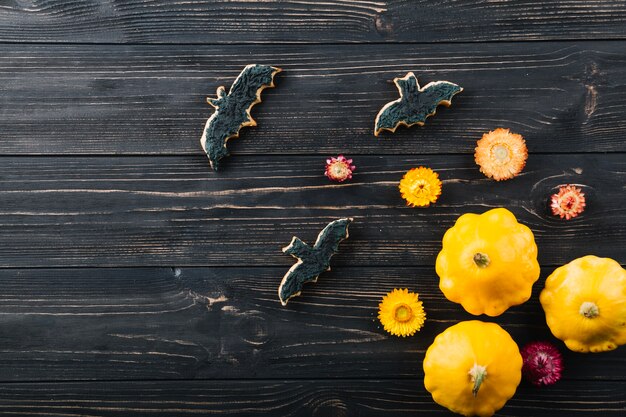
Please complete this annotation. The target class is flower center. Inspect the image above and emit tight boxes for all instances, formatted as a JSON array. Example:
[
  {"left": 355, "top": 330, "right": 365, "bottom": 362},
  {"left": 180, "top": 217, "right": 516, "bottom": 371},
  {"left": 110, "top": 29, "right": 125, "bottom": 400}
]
[
  {"left": 579, "top": 301, "right": 599, "bottom": 318},
  {"left": 491, "top": 144, "right": 511, "bottom": 164},
  {"left": 535, "top": 352, "right": 549, "bottom": 369},
  {"left": 330, "top": 162, "right": 349, "bottom": 179},
  {"left": 394, "top": 303, "right": 413, "bottom": 322},
  {"left": 559, "top": 193, "right": 582, "bottom": 211},
  {"left": 473, "top": 252, "right": 490, "bottom": 268},
  {"left": 562, "top": 197, "right": 575, "bottom": 210},
  {"left": 410, "top": 180, "right": 429, "bottom": 196}
]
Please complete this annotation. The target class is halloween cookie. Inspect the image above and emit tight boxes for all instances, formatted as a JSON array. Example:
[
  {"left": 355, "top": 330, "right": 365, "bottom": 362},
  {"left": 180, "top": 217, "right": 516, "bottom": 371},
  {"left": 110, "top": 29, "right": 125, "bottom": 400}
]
[
  {"left": 278, "top": 218, "right": 352, "bottom": 306},
  {"left": 200, "top": 64, "right": 281, "bottom": 170},
  {"left": 374, "top": 72, "right": 462, "bottom": 136}
]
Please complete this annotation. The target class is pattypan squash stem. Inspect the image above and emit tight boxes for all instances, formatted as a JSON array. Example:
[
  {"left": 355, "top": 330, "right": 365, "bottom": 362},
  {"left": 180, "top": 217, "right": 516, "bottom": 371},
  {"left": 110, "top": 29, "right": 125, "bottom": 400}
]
[
  {"left": 473, "top": 253, "right": 490, "bottom": 268},
  {"left": 579, "top": 301, "right": 599, "bottom": 319},
  {"left": 469, "top": 363, "right": 487, "bottom": 397}
]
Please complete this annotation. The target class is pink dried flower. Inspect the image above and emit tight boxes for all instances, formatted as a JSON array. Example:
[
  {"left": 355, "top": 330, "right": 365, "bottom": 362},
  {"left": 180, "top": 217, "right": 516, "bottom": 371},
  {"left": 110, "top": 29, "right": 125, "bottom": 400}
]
[
  {"left": 521, "top": 341, "right": 563, "bottom": 386},
  {"left": 325, "top": 155, "right": 355, "bottom": 182},
  {"left": 550, "top": 185, "right": 586, "bottom": 220}
]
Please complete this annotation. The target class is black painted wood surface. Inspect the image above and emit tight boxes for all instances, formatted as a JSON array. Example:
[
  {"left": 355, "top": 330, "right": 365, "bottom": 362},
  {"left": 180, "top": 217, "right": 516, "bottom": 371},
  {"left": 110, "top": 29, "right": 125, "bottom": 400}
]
[
  {"left": 0, "top": 1, "right": 624, "bottom": 416},
  {"left": 0, "top": 266, "right": 624, "bottom": 382},
  {"left": 1, "top": 0, "right": 626, "bottom": 44},
  {"left": 0, "top": 155, "right": 623, "bottom": 268},
  {"left": 2, "top": 42, "right": 626, "bottom": 155},
  {"left": 0, "top": 380, "right": 621, "bottom": 416}
]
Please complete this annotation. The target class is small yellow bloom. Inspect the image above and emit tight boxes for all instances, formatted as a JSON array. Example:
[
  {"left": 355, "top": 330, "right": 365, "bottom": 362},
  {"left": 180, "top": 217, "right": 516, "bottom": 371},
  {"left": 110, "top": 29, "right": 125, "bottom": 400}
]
[
  {"left": 474, "top": 128, "right": 528, "bottom": 181},
  {"left": 378, "top": 288, "right": 426, "bottom": 337},
  {"left": 399, "top": 167, "right": 442, "bottom": 207}
]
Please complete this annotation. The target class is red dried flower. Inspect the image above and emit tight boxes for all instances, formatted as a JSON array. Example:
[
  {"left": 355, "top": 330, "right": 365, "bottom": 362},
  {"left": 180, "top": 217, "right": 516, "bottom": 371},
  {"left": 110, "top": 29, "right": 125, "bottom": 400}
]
[
  {"left": 550, "top": 185, "right": 586, "bottom": 220},
  {"left": 521, "top": 341, "right": 563, "bottom": 386},
  {"left": 325, "top": 155, "right": 355, "bottom": 182}
]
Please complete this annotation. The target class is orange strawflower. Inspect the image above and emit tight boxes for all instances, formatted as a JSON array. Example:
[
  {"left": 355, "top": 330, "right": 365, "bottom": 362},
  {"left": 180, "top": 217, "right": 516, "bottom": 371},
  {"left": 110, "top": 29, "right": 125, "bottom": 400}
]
[{"left": 475, "top": 128, "right": 528, "bottom": 181}]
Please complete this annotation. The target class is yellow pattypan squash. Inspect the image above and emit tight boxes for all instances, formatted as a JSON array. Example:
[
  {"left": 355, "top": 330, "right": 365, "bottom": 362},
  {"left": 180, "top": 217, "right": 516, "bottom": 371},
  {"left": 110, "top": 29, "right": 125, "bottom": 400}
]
[
  {"left": 540, "top": 255, "right": 626, "bottom": 353},
  {"left": 436, "top": 208, "right": 540, "bottom": 316},
  {"left": 423, "top": 321, "right": 522, "bottom": 417}
]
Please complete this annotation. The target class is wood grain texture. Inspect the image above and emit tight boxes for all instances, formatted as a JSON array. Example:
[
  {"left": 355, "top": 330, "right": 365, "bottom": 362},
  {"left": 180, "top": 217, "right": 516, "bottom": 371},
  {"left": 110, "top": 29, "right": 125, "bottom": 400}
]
[
  {"left": 0, "top": 267, "right": 623, "bottom": 382},
  {"left": 0, "top": 1, "right": 624, "bottom": 415},
  {"left": 1, "top": 1, "right": 626, "bottom": 44},
  {"left": 1, "top": 42, "right": 626, "bottom": 155},
  {"left": 0, "top": 154, "right": 622, "bottom": 268},
  {"left": 0, "top": 379, "right": 621, "bottom": 416}
]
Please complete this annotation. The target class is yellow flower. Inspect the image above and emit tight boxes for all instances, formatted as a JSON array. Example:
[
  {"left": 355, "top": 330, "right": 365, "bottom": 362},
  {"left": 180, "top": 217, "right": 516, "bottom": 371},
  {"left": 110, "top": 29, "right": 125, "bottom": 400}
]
[
  {"left": 378, "top": 288, "right": 426, "bottom": 337},
  {"left": 399, "top": 167, "right": 442, "bottom": 207},
  {"left": 474, "top": 128, "right": 528, "bottom": 181}
]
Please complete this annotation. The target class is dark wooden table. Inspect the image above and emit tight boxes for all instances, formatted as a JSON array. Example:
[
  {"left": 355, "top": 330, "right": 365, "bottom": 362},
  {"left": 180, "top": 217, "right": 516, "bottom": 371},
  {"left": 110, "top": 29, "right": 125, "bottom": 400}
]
[{"left": 0, "top": 1, "right": 625, "bottom": 416}]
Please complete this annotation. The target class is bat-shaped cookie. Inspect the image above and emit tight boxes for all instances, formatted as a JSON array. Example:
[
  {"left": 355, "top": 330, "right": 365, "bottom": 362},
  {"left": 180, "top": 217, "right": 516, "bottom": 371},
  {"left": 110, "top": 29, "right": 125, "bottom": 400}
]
[
  {"left": 200, "top": 64, "right": 281, "bottom": 170},
  {"left": 278, "top": 218, "right": 353, "bottom": 306},
  {"left": 374, "top": 72, "right": 462, "bottom": 136}
]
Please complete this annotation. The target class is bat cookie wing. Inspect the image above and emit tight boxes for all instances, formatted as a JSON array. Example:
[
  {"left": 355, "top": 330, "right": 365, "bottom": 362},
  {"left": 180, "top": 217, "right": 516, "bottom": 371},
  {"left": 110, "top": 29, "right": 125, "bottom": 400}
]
[
  {"left": 278, "top": 261, "right": 310, "bottom": 307},
  {"left": 420, "top": 80, "right": 463, "bottom": 108},
  {"left": 278, "top": 218, "right": 353, "bottom": 306},
  {"left": 314, "top": 218, "right": 351, "bottom": 259},
  {"left": 200, "top": 64, "right": 281, "bottom": 171},
  {"left": 374, "top": 72, "right": 462, "bottom": 136}
]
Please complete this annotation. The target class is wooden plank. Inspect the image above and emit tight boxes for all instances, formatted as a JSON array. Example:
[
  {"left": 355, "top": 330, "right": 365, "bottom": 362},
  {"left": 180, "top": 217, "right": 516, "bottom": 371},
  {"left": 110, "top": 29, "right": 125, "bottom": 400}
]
[
  {"left": 1, "top": 42, "right": 626, "bottom": 155},
  {"left": 0, "top": 379, "right": 622, "bottom": 416},
  {"left": 1, "top": 1, "right": 626, "bottom": 44},
  {"left": 0, "top": 154, "right": 623, "bottom": 268},
  {"left": 0, "top": 266, "right": 623, "bottom": 382}
]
